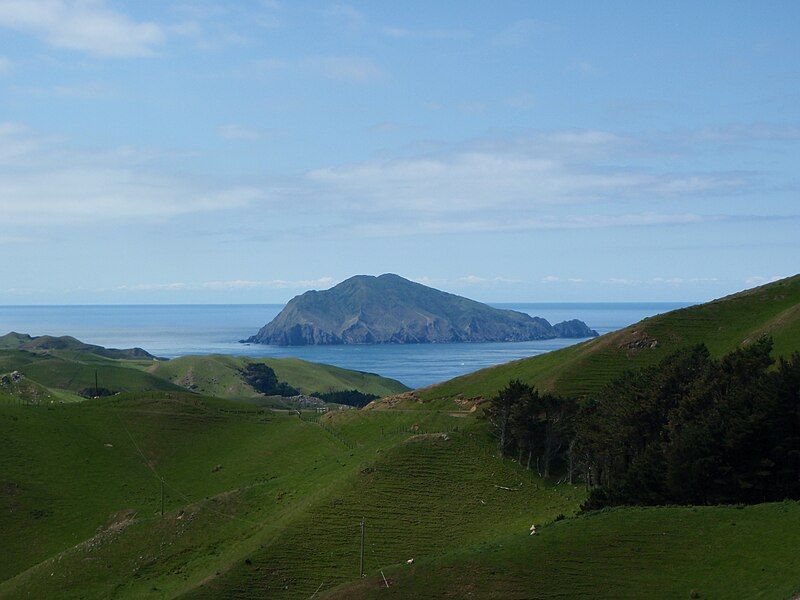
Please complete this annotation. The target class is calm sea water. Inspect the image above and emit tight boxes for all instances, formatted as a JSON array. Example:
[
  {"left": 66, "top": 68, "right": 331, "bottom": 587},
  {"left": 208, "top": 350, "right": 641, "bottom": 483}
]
[{"left": 0, "top": 303, "right": 689, "bottom": 388}]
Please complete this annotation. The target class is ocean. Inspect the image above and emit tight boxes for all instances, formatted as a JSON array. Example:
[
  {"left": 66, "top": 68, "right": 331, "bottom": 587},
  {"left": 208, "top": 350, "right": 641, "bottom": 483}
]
[{"left": 0, "top": 303, "right": 689, "bottom": 388}]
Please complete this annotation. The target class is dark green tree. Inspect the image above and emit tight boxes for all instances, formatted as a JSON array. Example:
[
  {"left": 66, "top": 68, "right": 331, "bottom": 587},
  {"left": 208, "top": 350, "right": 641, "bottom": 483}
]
[
  {"left": 486, "top": 380, "right": 531, "bottom": 454},
  {"left": 578, "top": 337, "right": 800, "bottom": 509}
]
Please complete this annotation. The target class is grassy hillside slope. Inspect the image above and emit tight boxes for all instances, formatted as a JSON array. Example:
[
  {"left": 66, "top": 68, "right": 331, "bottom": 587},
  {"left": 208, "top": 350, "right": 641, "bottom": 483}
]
[
  {"left": 0, "top": 332, "right": 156, "bottom": 360},
  {"left": 149, "top": 355, "right": 408, "bottom": 400},
  {"left": 0, "top": 397, "right": 572, "bottom": 598},
  {"left": 0, "top": 349, "right": 181, "bottom": 400},
  {"left": 3, "top": 277, "right": 799, "bottom": 599},
  {"left": 327, "top": 501, "right": 800, "bottom": 599},
  {"left": 0, "top": 371, "right": 60, "bottom": 404},
  {"left": 0, "top": 393, "right": 300, "bottom": 581},
  {"left": 0, "top": 345, "right": 407, "bottom": 406},
  {"left": 421, "top": 274, "right": 800, "bottom": 403},
  {"left": 188, "top": 421, "right": 581, "bottom": 599}
]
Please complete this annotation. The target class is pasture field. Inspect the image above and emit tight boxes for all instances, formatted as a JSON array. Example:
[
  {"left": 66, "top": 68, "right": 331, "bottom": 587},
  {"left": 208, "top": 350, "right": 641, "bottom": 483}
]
[
  {"left": 149, "top": 354, "right": 408, "bottom": 401},
  {"left": 327, "top": 501, "right": 800, "bottom": 599},
  {"left": 419, "top": 274, "right": 800, "bottom": 404},
  {"left": 0, "top": 395, "right": 580, "bottom": 598},
  {"left": 2, "top": 276, "right": 799, "bottom": 598}
]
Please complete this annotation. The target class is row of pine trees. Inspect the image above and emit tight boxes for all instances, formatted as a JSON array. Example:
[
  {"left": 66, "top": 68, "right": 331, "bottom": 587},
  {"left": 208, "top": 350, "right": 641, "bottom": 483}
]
[{"left": 486, "top": 337, "right": 800, "bottom": 508}]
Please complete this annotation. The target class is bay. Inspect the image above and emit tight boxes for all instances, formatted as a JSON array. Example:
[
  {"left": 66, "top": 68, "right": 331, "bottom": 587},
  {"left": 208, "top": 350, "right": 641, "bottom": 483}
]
[{"left": 0, "top": 303, "right": 689, "bottom": 388}]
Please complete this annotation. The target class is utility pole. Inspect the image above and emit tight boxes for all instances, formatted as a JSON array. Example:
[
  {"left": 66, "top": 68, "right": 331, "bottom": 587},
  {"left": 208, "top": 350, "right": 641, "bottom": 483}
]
[
  {"left": 95, "top": 370, "right": 99, "bottom": 398},
  {"left": 359, "top": 517, "right": 365, "bottom": 578},
  {"left": 160, "top": 479, "right": 164, "bottom": 516}
]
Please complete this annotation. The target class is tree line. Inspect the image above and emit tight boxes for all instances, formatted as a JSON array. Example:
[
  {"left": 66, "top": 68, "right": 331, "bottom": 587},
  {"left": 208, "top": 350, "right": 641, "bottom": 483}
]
[
  {"left": 242, "top": 363, "right": 378, "bottom": 408},
  {"left": 241, "top": 363, "right": 299, "bottom": 397},
  {"left": 312, "top": 389, "right": 378, "bottom": 408},
  {"left": 485, "top": 337, "right": 800, "bottom": 508}
]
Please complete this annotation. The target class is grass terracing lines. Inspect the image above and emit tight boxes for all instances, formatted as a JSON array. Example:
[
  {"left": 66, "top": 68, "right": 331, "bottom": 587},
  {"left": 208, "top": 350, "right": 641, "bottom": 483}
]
[
  {"left": 0, "top": 393, "right": 581, "bottom": 598},
  {"left": 328, "top": 502, "right": 800, "bottom": 599},
  {"left": 416, "top": 274, "right": 800, "bottom": 405},
  {"left": 1, "top": 275, "right": 799, "bottom": 599}
]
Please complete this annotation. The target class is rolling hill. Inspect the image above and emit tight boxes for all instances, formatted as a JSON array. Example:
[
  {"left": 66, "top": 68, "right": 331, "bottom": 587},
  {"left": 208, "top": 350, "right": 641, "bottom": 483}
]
[
  {"left": 3, "top": 390, "right": 797, "bottom": 599},
  {"left": 0, "top": 371, "right": 58, "bottom": 405},
  {"left": 0, "top": 348, "right": 180, "bottom": 401},
  {"left": 0, "top": 334, "right": 408, "bottom": 407},
  {"left": 149, "top": 354, "right": 408, "bottom": 400},
  {"left": 1, "top": 276, "right": 799, "bottom": 598},
  {"left": 0, "top": 332, "right": 158, "bottom": 360},
  {"left": 0, "top": 394, "right": 578, "bottom": 598},
  {"left": 417, "top": 274, "right": 800, "bottom": 404}
]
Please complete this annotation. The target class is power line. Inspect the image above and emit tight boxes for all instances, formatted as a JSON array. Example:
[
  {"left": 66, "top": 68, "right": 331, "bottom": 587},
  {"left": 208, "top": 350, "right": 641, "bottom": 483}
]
[{"left": 112, "top": 406, "right": 261, "bottom": 527}]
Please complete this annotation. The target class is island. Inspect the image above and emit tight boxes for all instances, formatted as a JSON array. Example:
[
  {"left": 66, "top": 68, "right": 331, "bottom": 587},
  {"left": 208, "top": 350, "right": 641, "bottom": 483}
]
[{"left": 243, "top": 273, "right": 598, "bottom": 346}]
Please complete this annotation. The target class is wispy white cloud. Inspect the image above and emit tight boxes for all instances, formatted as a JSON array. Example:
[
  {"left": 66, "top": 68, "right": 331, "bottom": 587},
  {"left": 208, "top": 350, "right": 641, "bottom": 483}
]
[
  {"left": 0, "top": 235, "right": 34, "bottom": 245},
  {"left": 217, "top": 123, "right": 266, "bottom": 141},
  {"left": 167, "top": 0, "right": 283, "bottom": 50},
  {"left": 413, "top": 275, "right": 521, "bottom": 288},
  {"left": 287, "top": 127, "right": 762, "bottom": 237},
  {"left": 0, "top": 286, "right": 44, "bottom": 295},
  {"left": 568, "top": 60, "right": 599, "bottom": 76},
  {"left": 491, "top": 19, "right": 546, "bottom": 47},
  {"left": 650, "top": 277, "right": 719, "bottom": 286},
  {"left": 0, "top": 170, "right": 260, "bottom": 223},
  {"left": 322, "top": 3, "right": 366, "bottom": 28},
  {"left": 200, "top": 277, "right": 336, "bottom": 290},
  {"left": 53, "top": 81, "right": 112, "bottom": 98},
  {"left": 745, "top": 274, "right": 787, "bottom": 286},
  {"left": 0, "top": 124, "right": 786, "bottom": 235},
  {"left": 0, "top": 121, "right": 45, "bottom": 163},
  {"left": 353, "top": 213, "right": 722, "bottom": 237},
  {"left": 321, "top": 3, "right": 469, "bottom": 42},
  {"left": 15, "top": 81, "right": 114, "bottom": 99},
  {"left": 115, "top": 282, "right": 189, "bottom": 292},
  {"left": 307, "top": 145, "right": 744, "bottom": 215},
  {"left": 257, "top": 55, "right": 384, "bottom": 83},
  {"left": 541, "top": 275, "right": 586, "bottom": 284},
  {"left": 311, "top": 56, "right": 383, "bottom": 83},
  {"left": 368, "top": 121, "right": 406, "bottom": 134},
  {"left": 0, "top": 0, "right": 166, "bottom": 58},
  {"left": 114, "top": 277, "right": 336, "bottom": 292},
  {"left": 382, "top": 26, "right": 470, "bottom": 40},
  {"left": 0, "top": 123, "right": 261, "bottom": 223},
  {"left": 503, "top": 93, "right": 536, "bottom": 109},
  {"left": 0, "top": 56, "right": 12, "bottom": 73},
  {"left": 604, "top": 277, "right": 719, "bottom": 286},
  {"left": 425, "top": 93, "right": 538, "bottom": 114},
  {"left": 684, "top": 124, "right": 800, "bottom": 143},
  {"left": 0, "top": 121, "right": 28, "bottom": 136}
]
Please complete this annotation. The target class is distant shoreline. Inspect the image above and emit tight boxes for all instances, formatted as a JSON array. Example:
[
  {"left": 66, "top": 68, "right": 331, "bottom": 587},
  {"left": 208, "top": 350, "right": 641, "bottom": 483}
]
[
  {"left": 0, "top": 303, "right": 689, "bottom": 388},
  {"left": 0, "top": 301, "right": 695, "bottom": 308}
]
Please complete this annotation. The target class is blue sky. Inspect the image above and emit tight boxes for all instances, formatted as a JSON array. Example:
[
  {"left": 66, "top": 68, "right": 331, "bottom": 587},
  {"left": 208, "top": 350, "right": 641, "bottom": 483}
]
[{"left": 0, "top": 0, "right": 797, "bottom": 304}]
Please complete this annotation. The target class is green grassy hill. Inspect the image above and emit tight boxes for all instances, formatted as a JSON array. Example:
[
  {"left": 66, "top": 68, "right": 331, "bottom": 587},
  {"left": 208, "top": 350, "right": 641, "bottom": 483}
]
[
  {"left": 419, "top": 274, "right": 800, "bottom": 403},
  {"left": 0, "top": 332, "right": 156, "bottom": 360},
  {"left": 0, "top": 336, "right": 407, "bottom": 407},
  {"left": 5, "top": 392, "right": 797, "bottom": 599},
  {"left": 149, "top": 354, "right": 408, "bottom": 400},
  {"left": 2, "top": 278, "right": 799, "bottom": 599},
  {"left": 326, "top": 501, "right": 800, "bottom": 599},
  {"left": 0, "top": 396, "right": 576, "bottom": 598},
  {"left": 0, "top": 371, "right": 57, "bottom": 405},
  {"left": 188, "top": 420, "right": 581, "bottom": 599},
  {"left": 0, "top": 349, "right": 181, "bottom": 398}
]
